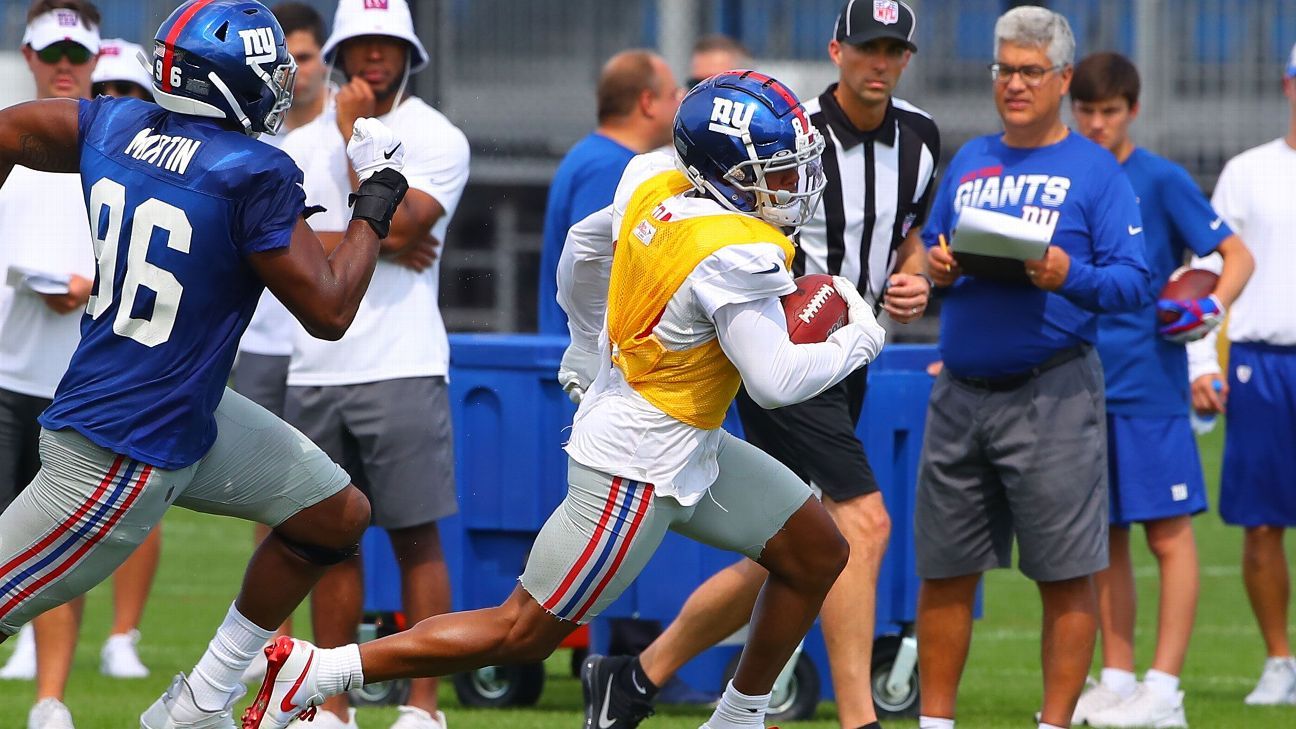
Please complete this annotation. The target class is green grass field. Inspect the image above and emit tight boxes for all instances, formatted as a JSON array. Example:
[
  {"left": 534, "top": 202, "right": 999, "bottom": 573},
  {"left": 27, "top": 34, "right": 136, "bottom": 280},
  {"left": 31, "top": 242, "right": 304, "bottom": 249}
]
[{"left": 2, "top": 426, "right": 1294, "bottom": 728}]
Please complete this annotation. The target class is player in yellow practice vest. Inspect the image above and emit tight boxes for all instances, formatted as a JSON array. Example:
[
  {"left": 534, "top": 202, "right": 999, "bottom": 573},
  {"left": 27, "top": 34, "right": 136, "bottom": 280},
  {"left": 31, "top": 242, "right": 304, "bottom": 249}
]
[{"left": 241, "top": 71, "right": 886, "bottom": 729}]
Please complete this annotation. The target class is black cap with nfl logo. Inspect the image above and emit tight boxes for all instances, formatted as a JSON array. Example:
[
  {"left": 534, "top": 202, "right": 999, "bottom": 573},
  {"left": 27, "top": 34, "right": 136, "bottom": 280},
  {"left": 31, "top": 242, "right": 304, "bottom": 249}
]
[{"left": 834, "top": 0, "right": 917, "bottom": 53}]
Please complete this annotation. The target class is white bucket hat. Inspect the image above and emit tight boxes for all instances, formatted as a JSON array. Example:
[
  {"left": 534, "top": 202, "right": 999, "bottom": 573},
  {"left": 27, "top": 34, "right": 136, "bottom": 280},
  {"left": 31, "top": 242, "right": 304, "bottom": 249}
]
[
  {"left": 92, "top": 38, "right": 153, "bottom": 93},
  {"left": 22, "top": 8, "right": 100, "bottom": 54},
  {"left": 322, "top": 0, "right": 429, "bottom": 73}
]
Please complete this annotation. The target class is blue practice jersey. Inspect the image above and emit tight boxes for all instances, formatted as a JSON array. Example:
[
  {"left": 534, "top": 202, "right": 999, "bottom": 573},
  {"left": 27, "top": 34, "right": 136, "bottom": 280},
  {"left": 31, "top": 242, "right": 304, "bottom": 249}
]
[
  {"left": 922, "top": 132, "right": 1150, "bottom": 378},
  {"left": 537, "top": 132, "right": 636, "bottom": 335},
  {"left": 1097, "top": 148, "right": 1232, "bottom": 416},
  {"left": 39, "top": 96, "right": 305, "bottom": 469}
]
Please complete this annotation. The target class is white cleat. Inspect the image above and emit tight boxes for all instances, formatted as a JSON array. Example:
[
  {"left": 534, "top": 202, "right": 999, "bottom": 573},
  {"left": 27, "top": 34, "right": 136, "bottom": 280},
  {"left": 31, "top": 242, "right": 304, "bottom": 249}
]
[
  {"left": 1087, "top": 684, "right": 1187, "bottom": 728},
  {"left": 140, "top": 673, "right": 244, "bottom": 729},
  {"left": 102, "top": 630, "right": 150, "bottom": 679},
  {"left": 240, "top": 637, "right": 325, "bottom": 729},
  {"left": 389, "top": 706, "right": 447, "bottom": 729},
  {"left": 1072, "top": 677, "right": 1130, "bottom": 725},
  {"left": 2, "top": 624, "right": 37, "bottom": 680},
  {"left": 1243, "top": 657, "right": 1296, "bottom": 705},
  {"left": 28, "top": 698, "right": 75, "bottom": 729},
  {"left": 1034, "top": 677, "right": 1129, "bottom": 726}
]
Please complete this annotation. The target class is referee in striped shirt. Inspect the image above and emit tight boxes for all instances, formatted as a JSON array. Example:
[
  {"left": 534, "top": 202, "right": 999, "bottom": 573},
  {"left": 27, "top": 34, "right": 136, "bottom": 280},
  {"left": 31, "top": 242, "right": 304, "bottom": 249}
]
[
  {"left": 740, "top": 3, "right": 939, "bottom": 727},
  {"left": 578, "top": 4, "right": 941, "bottom": 729}
]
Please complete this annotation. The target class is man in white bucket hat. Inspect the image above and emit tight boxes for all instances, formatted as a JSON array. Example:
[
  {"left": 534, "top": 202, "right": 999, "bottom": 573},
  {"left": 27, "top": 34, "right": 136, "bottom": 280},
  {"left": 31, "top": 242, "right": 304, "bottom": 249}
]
[{"left": 277, "top": 1, "right": 469, "bottom": 727}]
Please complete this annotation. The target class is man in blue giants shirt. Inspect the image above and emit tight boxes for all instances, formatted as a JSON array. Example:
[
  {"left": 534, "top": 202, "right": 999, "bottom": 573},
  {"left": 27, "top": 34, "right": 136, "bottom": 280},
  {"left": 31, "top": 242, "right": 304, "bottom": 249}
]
[
  {"left": 913, "top": 9, "right": 1150, "bottom": 729},
  {"left": 1067, "top": 52, "right": 1254, "bottom": 728},
  {"left": 0, "top": 1, "right": 409, "bottom": 727}
]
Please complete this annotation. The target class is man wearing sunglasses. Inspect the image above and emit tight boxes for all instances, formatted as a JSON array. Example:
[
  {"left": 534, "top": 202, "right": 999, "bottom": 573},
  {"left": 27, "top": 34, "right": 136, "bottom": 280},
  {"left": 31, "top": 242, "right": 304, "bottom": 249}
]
[
  {"left": 916, "top": 7, "right": 1149, "bottom": 729},
  {"left": 0, "top": 3, "right": 101, "bottom": 729}
]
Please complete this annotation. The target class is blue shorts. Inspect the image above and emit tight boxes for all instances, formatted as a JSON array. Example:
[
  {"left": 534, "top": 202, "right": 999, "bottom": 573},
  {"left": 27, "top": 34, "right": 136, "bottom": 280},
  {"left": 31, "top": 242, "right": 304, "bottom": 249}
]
[
  {"left": 1107, "top": 413, "right": 1207, "bottom": 527},
  {"left": 1220, "top": 342, "right": 1296, "bottom": 527}
]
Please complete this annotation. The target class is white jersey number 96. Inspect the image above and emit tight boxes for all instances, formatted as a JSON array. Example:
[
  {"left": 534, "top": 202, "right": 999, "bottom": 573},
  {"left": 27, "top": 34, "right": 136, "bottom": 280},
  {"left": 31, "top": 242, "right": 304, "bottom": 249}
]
[{"left": 86, "top": 177, "right": 190, "bottom": 348}]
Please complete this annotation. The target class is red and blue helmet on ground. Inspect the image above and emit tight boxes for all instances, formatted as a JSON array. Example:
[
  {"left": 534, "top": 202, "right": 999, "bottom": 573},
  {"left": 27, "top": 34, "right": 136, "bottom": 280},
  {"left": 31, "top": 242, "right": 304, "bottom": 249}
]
[
  {"left": 150, "top": 0, "right": 296, "bottom": 136},
  {"left": 673, "top": 70, "right": 826, "bottom": 229}
]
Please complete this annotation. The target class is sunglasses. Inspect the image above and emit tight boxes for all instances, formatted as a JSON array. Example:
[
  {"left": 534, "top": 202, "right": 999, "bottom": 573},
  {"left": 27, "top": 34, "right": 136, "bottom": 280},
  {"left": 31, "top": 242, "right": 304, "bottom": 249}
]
[{"left": 36, "top": 42, "right": 92, "bottom": 65}]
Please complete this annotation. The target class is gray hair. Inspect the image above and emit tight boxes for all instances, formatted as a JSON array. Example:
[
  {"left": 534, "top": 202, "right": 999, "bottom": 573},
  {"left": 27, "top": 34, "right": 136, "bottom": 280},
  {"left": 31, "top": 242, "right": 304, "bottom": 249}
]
[{"left": 994, "top": 6, "right": 1075, "bottom": 67}]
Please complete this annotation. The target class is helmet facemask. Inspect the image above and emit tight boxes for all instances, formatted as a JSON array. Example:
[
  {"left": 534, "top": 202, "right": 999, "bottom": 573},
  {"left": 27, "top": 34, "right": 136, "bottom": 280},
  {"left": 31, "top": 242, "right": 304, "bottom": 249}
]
[
  {"left": 726, "top": 124, "right": 826, "bottom": 229},
  {"left": 253, "top": 53, "right": 296, "bottom": 136}
]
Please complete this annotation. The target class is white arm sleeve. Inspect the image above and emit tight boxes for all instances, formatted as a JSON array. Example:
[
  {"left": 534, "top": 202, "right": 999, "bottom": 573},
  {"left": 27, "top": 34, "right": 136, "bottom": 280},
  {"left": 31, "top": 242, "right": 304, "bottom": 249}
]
[
  {"left": 713, "top": 296, "right": 885, "bottom": 409},
  {"left": 557, "top": 204, "right": 615, "bottom": 354},
  {"left": 1187, "top": 328, "right": 1222, "bottom": 381}
]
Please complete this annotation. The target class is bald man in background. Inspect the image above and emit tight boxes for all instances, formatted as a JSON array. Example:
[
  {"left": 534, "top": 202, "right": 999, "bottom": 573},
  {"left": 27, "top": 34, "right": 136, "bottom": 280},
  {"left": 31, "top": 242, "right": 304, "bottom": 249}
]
[
  {"left": 686, "top": 34, "right": 752, "bottom": 87},
  {"left": 537, "top": 49, "right": 682, "bottom": 335}
]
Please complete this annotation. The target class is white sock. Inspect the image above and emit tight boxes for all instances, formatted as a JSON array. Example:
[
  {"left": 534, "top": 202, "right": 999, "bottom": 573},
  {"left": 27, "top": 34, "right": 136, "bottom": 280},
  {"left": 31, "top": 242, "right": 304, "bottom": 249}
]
[
  {"left": 705, "top": 680, "right": 771, "bottom": 728},
  {"left": 188, "top": 603, "right": 272, "bottom": 711},
  {"left": 1039, "top": 723, "right": 1067, "bottom": 729},
  {"left": 1101, "top": 667, "right": 1138, "bottom": 698},
  {"left": 1267, "top": 655, "right": 1296, "bottom": 670},
  {"left": 918, "top": 717, "right": 955, "bottom": 729},
  {"left": 316, "top": 644, "right": 365, "bottom": 698},
  {"left": 1143, "top": 668, "right": 1179, "bottom": 698}
]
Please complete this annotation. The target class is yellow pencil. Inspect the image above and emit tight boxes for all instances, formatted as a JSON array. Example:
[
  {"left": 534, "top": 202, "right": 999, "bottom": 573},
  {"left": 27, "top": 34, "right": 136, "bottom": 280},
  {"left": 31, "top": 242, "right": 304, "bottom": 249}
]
[{"left": 938, "top": 234, "right": 952, "bottom": 272}]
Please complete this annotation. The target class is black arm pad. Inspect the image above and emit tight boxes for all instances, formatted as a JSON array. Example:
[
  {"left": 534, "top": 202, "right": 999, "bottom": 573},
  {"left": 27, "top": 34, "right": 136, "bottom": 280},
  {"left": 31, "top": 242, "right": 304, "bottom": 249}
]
[{"left": 348, "top": 167, "right": 410, "bottom": 239}]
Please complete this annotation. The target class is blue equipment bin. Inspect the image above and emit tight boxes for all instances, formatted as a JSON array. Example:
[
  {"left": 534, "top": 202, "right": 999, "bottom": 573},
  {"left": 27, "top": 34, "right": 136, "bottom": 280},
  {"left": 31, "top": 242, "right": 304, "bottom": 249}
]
[
  {"left": 361, "top": 335, "right": 941, "bottom": 703},
  {"left": 362, "top": 335, "right": 575, "bottom": 615}
]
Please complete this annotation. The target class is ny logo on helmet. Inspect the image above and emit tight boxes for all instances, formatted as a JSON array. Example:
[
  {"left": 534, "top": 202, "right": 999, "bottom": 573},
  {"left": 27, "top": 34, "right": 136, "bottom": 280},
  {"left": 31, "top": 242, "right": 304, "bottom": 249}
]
[
  {"left": 708, "top": 98, "right": 755, "bottom": 138},
  {"left": 238, "top": 27, "right": 276, "bottom": 65}
]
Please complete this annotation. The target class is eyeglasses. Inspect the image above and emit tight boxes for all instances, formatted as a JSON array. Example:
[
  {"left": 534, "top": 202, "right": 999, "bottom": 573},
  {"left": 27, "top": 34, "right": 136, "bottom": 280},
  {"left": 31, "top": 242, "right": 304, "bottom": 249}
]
[
  {"left": 36, "top": 41, "right": 92, "bottom": 65},
  {"left": 988, "top": 63, "right": 1063, "bottom": 87}
]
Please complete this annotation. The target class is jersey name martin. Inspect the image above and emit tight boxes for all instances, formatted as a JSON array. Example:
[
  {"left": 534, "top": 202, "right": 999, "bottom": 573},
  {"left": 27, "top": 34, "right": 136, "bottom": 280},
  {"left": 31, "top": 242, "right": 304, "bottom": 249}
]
[{"left": 123, "top": 128, "right": 202, "bottom": 174}]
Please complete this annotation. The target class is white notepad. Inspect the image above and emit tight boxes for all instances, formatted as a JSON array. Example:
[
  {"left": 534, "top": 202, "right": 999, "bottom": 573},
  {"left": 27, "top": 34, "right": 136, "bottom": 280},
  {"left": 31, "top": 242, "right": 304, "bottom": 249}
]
[{"left": 951, "top": 206, "right": 1053, "bottom": 261}]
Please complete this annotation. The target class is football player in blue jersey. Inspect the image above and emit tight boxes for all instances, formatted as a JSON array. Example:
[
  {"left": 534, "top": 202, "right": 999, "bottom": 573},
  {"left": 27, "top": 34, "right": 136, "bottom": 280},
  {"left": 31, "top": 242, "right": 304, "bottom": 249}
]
[
  {"left": 0, "top": 1, "right": 410, "bottom": 727},
  {"left": 1068, "top": 52, "right": 1253, "bottom": 728}
]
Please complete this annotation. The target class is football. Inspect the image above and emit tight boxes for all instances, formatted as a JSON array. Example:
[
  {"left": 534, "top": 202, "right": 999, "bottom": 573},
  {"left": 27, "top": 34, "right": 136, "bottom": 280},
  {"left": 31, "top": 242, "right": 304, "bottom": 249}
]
[
  {"left": 1158, "top": 267, "right": 1219, "bottom": 324},
  {"left": 782, "top": 274, "right": 849, "bottom": 344}
]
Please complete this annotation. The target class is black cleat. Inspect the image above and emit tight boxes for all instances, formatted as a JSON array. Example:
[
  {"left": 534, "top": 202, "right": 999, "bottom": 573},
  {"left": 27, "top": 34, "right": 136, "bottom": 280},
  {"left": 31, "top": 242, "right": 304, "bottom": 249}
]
[{"left": 581, "top": 654, "right": 655, "bottom": 729}]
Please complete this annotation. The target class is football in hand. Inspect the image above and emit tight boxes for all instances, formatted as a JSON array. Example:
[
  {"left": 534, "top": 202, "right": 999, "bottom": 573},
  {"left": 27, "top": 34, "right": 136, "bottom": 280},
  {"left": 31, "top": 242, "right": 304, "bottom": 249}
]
[
  {"left": 1158, "top": 267, "right": 1219, "bottom": 324},
  {"left": 782, "top": 274, "right": 849, "bottom": 344}
]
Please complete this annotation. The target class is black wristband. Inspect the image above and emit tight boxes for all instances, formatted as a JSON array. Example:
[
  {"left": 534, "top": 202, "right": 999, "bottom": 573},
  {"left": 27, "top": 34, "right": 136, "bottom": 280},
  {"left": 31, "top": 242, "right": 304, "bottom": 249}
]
[{"left": 348, "top": 167, "right": 409, "bottom": 238}]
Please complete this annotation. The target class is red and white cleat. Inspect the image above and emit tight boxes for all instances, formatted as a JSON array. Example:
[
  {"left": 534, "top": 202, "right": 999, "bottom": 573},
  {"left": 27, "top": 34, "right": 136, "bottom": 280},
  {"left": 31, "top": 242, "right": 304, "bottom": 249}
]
[{"left": 240, "top": 637, "right": 325, "bottom": 729}]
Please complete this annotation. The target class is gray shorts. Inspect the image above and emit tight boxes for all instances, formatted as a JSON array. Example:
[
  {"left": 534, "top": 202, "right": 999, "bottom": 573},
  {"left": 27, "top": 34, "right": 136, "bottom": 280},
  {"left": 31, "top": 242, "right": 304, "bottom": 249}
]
[
  {"left": 0, "top": 388, "right": 50, "bottom": 510},
  {"left": 0, "top": 388, "right": 349, "bottom": 635},
  {"left": 232, "top": 352, "right": 290, "bottom": 419},
  {"left": 915, "top": 348, "right": 1108, "bottom": 582},
  {"left": 285, "top": 377, "right": 457, "bottom": 530},
  {"left": 520, "top": 431, "right": 812, "bottom": 624}
]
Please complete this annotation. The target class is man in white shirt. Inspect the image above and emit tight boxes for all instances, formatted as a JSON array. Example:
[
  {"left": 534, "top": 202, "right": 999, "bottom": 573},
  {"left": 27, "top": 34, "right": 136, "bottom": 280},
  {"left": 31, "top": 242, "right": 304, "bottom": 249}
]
[
  {"left": 235, "top": 0, "right": 332, "bottom": 423},
  {"left": 277, "top": 1, "right": 469, "bottom": 727},
  {"left": 1186, "top": 43, "right": 1296, "bottom": 708}
]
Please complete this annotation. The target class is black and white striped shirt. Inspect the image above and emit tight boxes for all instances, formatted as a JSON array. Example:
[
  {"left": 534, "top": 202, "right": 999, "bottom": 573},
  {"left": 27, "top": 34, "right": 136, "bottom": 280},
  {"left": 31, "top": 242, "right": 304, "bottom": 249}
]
[{"left": 794, "top": 86, "right": 941, "bottom": 307}]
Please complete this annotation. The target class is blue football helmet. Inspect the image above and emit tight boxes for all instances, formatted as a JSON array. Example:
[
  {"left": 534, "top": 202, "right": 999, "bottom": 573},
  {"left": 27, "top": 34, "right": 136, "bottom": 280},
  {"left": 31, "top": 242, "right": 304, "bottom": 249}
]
[
  {"left": 673, "top": 70, "right": 826, "bottom": 229},
  {"left": 151, "top": 0, "right": 296, "bottom": 136}
]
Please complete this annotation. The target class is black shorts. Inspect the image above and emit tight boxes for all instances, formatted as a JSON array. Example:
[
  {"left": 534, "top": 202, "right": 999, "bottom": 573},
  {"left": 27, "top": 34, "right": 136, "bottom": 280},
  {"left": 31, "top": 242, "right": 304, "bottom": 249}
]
[{"left": 735, "top": 367, "right": 878, "bottom": 503}]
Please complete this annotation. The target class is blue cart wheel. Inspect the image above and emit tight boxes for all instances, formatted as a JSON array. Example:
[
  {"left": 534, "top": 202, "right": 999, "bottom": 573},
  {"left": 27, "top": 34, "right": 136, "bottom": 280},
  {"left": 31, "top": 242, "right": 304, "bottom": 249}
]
[
  {"left": 871, "top": 634, "right": 920, "bottom": 718},
  {"left": 452, "top": 662, "right": 545, "bottom": 707}
]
